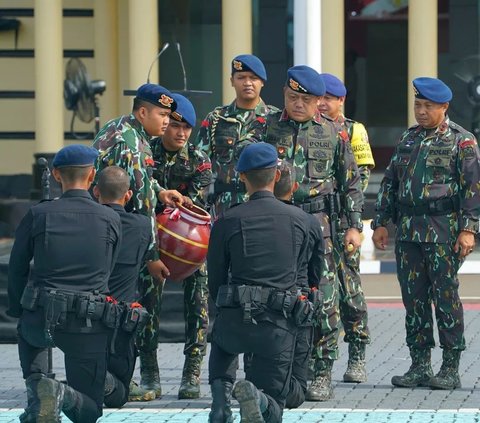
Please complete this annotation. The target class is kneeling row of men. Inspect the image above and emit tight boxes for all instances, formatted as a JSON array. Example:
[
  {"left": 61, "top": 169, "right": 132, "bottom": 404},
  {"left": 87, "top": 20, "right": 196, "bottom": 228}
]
[{"left": 7, "top": 142, "right": 325, "bottom": 423}]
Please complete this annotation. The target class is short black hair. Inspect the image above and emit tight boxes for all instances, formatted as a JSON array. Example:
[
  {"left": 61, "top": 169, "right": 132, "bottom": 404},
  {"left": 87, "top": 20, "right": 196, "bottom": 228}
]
[
  {"left": 96, "top": 166, "right": 130, "bottom": 201},
  {"left": 274, "top": 161, "right": 296, "bottom": 198},
  {"left": 244, "top": 167, "right": 277, "bottom": 190},
  {"left": 133, "top": 97, "right": 154, "bottom": 112},
  {"left": 56, "top": 166, "right": 92, "bottom": 184}
]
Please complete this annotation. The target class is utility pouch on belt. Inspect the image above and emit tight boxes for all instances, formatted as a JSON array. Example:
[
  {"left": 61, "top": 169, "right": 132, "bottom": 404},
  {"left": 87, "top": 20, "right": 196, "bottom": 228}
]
[
  {"left": 121, "top": 303, "right": 149, "bottom": 333},
  {"left": 215, "top": 285, "right": 236, "bottom": 308},
  {"left": 237, "top": 285, "right": 264, "bottom": 324},
  {"left": 75, "top": 295, "right": 105, "bottom": 328},
  {"left": 20, "top": 285, "right": 40, "bottom": 311},
  {"left": 292, "top": 295, "right": 314, "bottom": 327},
  {"left": 102, "top": 300, "right": 122, "bottom": 329}
]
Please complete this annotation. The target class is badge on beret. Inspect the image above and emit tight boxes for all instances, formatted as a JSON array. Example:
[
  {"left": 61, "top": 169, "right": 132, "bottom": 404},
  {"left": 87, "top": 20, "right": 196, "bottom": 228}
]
[
  {"left": 171, "top": 111, "right": 183, "bottom": 122},
  {"left": 289, "top": 78, "right": 307, "bottom": 93},
  {"left": 233, "top": 60, "right": 243, "bottom": 71},
  {"left": 413, "top": 85, "right": 419, "bottom": 97},
  {"left": 159, "top": 94, "right": 174, "bottom": 108}
]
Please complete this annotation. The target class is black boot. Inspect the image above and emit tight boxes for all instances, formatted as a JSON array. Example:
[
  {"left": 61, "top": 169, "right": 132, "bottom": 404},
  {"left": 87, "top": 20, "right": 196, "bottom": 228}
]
[
  {"left": 429, "top": 349, "right": 462, "bottom": 390},
  {"left": 36, "top": 378, "right": 78, "bottom": 423},
  {"left": 20, "top": 373, "right": 44, "bottom": 422},
  {"left": 232, "top": 380, "right": 268, "bottom": 423},
  {"left": 139, "top": 349, "right": 162, "bottom": 397},
  {"left": 208, "top": 379, "right": 234, "bottom": 423},
  {"left": 178, "top": 354, "right": 202, "bottom": 399},
  {"left": 391, "top": 349, "right": 433, "bottom": 387}
]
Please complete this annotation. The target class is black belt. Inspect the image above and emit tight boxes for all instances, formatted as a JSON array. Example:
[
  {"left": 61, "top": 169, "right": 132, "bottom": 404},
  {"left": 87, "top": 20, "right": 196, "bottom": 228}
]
[
  {"left": 397, "top": 197, "right": 459, "bottom": 216},
  {"left": 299, "top": 196, "right": 328, "bottom": 214},
  {"left": 216, "top": 284, "right": 298, "bottom": 313},
  {"left": 214, "top": 180, "right": 246, "bottom": 194}
]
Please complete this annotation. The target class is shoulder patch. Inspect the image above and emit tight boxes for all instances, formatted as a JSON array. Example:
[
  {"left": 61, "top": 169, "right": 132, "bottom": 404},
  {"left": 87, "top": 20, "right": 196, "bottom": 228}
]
[
  {"left": 459, "top": 139, "right": 476, "bottom": 149},
  {"left": 196, "top": 162, "right": 212, "bottom": 173}
]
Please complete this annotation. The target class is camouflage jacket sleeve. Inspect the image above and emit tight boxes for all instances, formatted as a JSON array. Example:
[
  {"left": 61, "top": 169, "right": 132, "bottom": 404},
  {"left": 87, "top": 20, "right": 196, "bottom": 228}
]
[
  {"left": 335, "top": 131, "right": 364, "bottom": 227},
  {"left": 193, "top": 110, "right": 217, "bottom": 157},
  {"left": 100, "top": 141, "right": 159, "bottom": 260},
  {"left": 372, "top": 141, "right": 401, "bottom": 229},
  {"left": 456, "top": 132, "right": 480, "bottom": 233},
  {"left": 188, "top": 150, "right": 213, "bottom": 208}
]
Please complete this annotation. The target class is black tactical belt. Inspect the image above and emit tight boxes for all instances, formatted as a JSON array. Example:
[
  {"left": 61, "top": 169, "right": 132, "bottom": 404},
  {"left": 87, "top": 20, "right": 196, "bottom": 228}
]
[
  {"left": 397, "top": 197, "right": 459, "bottom": 216},
  {"left": 216, "top": 284, "right": 298, "bottom": 314},
  {"left": 299, "top": 196, "right": 329, "bottom": 214},
  {"left": 214, "top": 180, "right": 246, "bottom": 194}
]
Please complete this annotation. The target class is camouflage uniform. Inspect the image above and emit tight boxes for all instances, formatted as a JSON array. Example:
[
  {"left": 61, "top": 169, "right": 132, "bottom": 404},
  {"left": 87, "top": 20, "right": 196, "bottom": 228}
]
[
  {"left": 194, "top": 100, "right": 279, "bottom": 217},
  {"left": 373, "top": 117, "right": 480, "bottom": 387},
  {"left": 92, "top": 114, "right": 162, "bottom": 355},
  {"left": 150, "top": 138, "right": 212, "bottom": 358},
  {"left": 264, "top": 110, "right": 364, "bottom": 375},
  {"left": 333, "top": 115, "right": 374, "bottom": 372}
]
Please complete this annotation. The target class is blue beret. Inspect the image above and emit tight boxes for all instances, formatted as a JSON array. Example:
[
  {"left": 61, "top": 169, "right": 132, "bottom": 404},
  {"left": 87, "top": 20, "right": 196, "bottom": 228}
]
[
  {"left": 413, "top": 77, "right": 452, "bottom": 103},
  {"left": 232, "top": 54, "right": 267, "bottom": 81},
  {"left": 136, "top": 83, "right": 177, "bottom": 111},
  {"left": 236, "top": 142, "right": 278, "bottom": 173},
  {"left": 321, "top": 73, "right": 347, "bottom": 97},
  {"left": 170, "top": 94, "right": 196, "bottom": 127},
  {"left": 286, "top": 65, "right": 325, "bottom": 96},
  {"left": 53, "top": 144, "right": 99, "bottom": 168}
]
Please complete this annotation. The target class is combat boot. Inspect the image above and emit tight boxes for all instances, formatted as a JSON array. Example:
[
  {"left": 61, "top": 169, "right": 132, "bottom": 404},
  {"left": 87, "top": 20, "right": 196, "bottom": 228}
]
[
  {"left": 391, "top": 349, "right": 433, "bottom": 387},
  {"left": 139, "top": 349, "right": 162, "bottom": 397},
  {"left": 305, "top": 359, "right": 334, "bottom": 401},
  {"left": 20, "top": 373, "right": 44, "bottom": 422},
  {"left": 208, "top": 378, "right": 234, "bottom": 423},
  {"left": 343, "top": 343, "right": 367, "bottom": 383},
  {"left": 128, "top": 380, "right": 156, "bottom": 402},
  {"left": 178, "top": 354, "right": 202, "bottom": 399},
  {"left": 429, "top": 349, "right": 462, "bottom": 390},
  {"left": 36, "top": 377, "right": 78, "bottom": 423},
  {"left": 232, "top": 380, "right": 268, "bottom": 423}
]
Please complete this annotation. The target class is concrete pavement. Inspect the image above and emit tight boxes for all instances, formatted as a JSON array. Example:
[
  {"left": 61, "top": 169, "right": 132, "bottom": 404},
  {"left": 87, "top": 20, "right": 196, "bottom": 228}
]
[{"left": 1, "top": 300, "right": 480, "bottom": 422}]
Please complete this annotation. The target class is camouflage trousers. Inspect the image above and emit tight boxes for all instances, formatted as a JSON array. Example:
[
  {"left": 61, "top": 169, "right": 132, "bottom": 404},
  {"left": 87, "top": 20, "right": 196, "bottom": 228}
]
[
  {"left": 312, "top": 236, "right": 341, "bottom": 362},
  {"left": 395, "top": 241, "right": 465, "bottom": 351},
  {"left": 335, "top": 231, "right": 370, "bottom": 347},
  {"left": 136, "top": 264, "right": 209, "bottom": 357}
]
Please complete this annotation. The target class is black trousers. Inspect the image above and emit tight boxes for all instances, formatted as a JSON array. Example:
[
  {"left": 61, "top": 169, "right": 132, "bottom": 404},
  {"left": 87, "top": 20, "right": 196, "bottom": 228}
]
[
  {"left": 104, "top": 329, "right": 137, "bottom": 408},
  {"left": 209, "top": 307, "right": 297, "bottom": 423},
  {"left": 18, "top": 310, "right": 109, "bottom": 423},
  {"left": 285, "top": 325, "right": 313, "bottom": 408}
]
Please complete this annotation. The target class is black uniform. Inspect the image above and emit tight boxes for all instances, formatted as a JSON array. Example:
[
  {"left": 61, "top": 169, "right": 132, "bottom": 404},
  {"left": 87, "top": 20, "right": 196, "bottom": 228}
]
[
  {"left": 104, "top": 203, "right": 153, "bottom": 408},
  {"left": 8, "top": 190, "right": 121, "bottom": 423},
  {"left": 208, "top": 191, "right": 310, "bottom": 423}
]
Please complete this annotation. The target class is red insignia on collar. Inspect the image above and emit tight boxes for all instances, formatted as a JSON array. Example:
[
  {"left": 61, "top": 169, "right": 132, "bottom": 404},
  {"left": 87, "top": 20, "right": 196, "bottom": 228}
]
[
  {"left": 339, "top": 129, "right": 349, "bottom": 142},
  {"left": 201, "top": 120, "right": 209, "bottom": 128}
]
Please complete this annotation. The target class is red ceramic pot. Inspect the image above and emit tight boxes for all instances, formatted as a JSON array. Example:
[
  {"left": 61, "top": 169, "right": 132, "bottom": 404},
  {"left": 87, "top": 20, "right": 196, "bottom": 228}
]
[{"left": 156, "top": 203, "right": 211, "bottom": 282}]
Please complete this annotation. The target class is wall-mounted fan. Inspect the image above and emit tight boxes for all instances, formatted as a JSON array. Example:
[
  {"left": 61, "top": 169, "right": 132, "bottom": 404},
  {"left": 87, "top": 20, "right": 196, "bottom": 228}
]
[{"left": 63, "top": 58, "right": 106, "bottom": 137}]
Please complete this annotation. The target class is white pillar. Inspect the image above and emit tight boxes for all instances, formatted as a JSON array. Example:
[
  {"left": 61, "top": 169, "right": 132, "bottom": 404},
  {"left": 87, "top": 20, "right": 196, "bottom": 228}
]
[
  {"left": 408, "top": 0, "right": 438, "bottom": 125},
  {"left": 293, "top": 0, "right": 322, "bottom": 71},
  {"left": 222, "top": 0, "right": 252, "bottom": 104},
  {"left": 34, "top": 0, "right": 63, "bottom": 153},
  {"left": 94, "top": 0, "right": 119, "bottom": 122},
  {"left": 128, "top": 0, "right": 159, "bottom": 88}
]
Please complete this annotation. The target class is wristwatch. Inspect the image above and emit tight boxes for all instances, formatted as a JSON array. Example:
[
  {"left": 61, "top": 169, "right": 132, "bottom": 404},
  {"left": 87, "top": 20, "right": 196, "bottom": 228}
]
[{"left": 350, "top": 221, "right": 363, "bottom": 233}]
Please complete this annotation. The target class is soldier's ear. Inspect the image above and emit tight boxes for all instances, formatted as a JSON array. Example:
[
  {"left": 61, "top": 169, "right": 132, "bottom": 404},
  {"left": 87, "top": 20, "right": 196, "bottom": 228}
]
[
  {"left": 124, "top": 189, "right": 133, "bottom": 203},
  {"left": 292, "top": 181, "right": 299, "bottom": 193},
  {"left": 52, "top": 168, "right": 61, "bottom": 182},
  {"left": 92, "top": 185, "right": 100, "bottom": 199},
  {"left": 274, "top": 169, "right": 281, "bottom": 182}
]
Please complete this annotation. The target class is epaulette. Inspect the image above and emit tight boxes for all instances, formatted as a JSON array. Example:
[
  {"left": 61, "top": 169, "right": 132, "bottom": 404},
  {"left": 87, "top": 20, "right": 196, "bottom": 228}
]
[
  {"left": 39, "top": 198, "right": 55, "bottom": 203},
  {"left": 321, "top": 113, "right": 334, "bottom": 122},
  {"left": 266, "top": 104, "right": 281, "bottom": 113}
]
